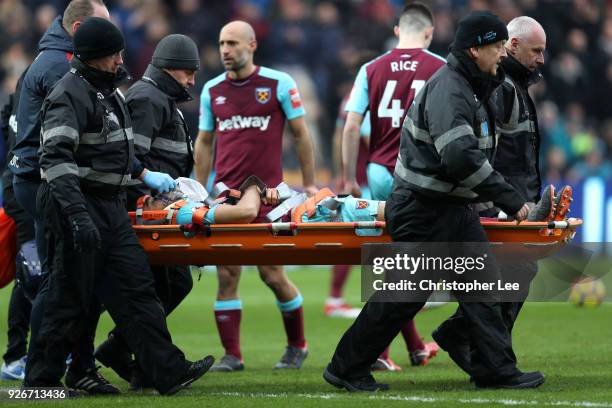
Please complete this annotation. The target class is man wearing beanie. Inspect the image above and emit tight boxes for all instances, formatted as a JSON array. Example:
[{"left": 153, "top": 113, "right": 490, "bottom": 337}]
[
  {"left": 11, "top": 0, "right": 123, "bottom": 395},
  {"left": 324, "top": 11, "right": 543, "bottom": 391},
  {"left": 94, "top": 33, "right": 200, "bottom": 390},
  {"left": 25, "top": 17, "right": 214, "bottom": 395},
  {"left": 433, "top": 15, "right": 552, "bottom": 381}
]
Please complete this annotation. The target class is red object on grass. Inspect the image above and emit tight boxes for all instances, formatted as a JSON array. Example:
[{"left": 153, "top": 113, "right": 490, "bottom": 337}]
[{"left": 0, "top": 207, "right": 17, "bottom": 288}]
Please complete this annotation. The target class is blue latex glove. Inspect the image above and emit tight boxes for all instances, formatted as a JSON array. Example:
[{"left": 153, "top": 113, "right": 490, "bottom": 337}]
[{"left": 143, "top": 170, "right": 176, "bottom": 193}]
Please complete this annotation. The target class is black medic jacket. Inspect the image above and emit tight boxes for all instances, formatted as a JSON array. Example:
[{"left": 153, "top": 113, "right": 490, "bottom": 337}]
[
  {"left": 39, "top": 57, "right": 144, "bottom": 215},
  {"left": 390, "top": 51, "right": 524, "bottom": 216},
  {"left": 125, "top": 64, "right": 194, "bottom": 208},
  {"left": 494, "top": 54, "right": 542, "bottom": 203}
]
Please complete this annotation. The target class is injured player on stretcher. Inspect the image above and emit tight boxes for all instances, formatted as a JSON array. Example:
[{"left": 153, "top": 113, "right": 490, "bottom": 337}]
[{"left": 136, "top": 176, "right": 573, "bottom": 230}]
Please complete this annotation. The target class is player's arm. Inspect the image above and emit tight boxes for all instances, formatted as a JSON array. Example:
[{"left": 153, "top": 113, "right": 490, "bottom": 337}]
[
  {"left": 342, "top": 64, "right": 368, "bottom": 195},
  {"left": 194, "top": 130, "right": 214, "bottom": 186},
  {"left": 332, "top": 119, "right": 344, "bottom": 180},
  {"left": 342, "top": 111, "right": 364, "bottom": 195},
  {"left": 287, "top": 116, "right": 317, "bottom": 196},
  {"left": 194, "top": 83, "right": 215, "bottom": 186},
  {"left": 277, "top": 73, "right": 317, "bottom": 195}
]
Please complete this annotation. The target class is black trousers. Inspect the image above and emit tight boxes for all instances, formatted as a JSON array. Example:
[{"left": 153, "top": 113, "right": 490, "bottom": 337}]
[
  {"left": 329, "top": 191, "right": 519, "bottom": 382},
  {"left": 16, "top": 181, "right": 97, "bottom": 377},
  {"left": 107, "top": 265, "right": 193, "bottom": 358},
  {"left": 26, "top": 184, "right": 188, "bottom": 392},
  {"left": 3, "top": 285, "right": 31, "bottom": 364},
  {"left": 436, "top": 260, "right": 539, "bottom": 364}
]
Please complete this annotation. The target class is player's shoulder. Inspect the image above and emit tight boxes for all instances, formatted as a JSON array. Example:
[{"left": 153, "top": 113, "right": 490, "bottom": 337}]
[
  {"left": 202, "top": 72, "right": 227, "bottom": 94},
  {"left": 258, "top": 66, "right": 295, "bottom": 85},
  {"left": 421, "top": 49, "right": 447, "bottom": 65},
  {"left": 364, "top": 50, "right": 393, "bottom": 69}
]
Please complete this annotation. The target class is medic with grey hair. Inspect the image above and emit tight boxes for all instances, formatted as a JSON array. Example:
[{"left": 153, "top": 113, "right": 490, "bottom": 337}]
[{"left": 432, "top": 15, "right": 572, "bottom": 380}]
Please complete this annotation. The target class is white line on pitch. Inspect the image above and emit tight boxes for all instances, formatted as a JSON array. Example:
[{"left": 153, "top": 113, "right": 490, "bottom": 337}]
[{"left": 212, "top": 391, "right": 612, "bottom": 407}]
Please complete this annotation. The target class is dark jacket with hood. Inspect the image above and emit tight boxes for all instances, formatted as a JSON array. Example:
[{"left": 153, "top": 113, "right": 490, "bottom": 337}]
[
  {"left": 11, "top": 16, "right": 74, "bottom": 181},
  {"left": 125, "top": 64, "right": 194, "bottom": 208},
  {"left": 39, "top": 57, "right": 143, "bottom": 215},
  {"left": 389, "top": 49, "right": 523, "bottom": 216}
]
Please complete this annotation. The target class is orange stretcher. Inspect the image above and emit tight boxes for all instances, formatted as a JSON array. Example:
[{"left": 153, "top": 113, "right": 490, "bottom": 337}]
[{"left": 130, "top": 211, "right": 582, "bottom": 265}]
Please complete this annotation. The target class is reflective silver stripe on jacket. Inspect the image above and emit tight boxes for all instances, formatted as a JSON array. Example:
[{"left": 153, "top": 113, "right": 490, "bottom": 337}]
[
  {"left": 78, "top": 167, "right": 131, "bottom": 185},
  {"left": 503, "top": 77, "right": 520, "bottom": 128},
  {"left": 472, "top": 201, "right": 495, "bottom": 212},
  {"left": 404, "top": 117, "right": 432, "bottom": 144},
  {"left": 133, "top": 133, "right": 151, "bottom": 149},
  {"left": 434, "top": 124, "right": 474, "bottom": 153},
  {"left": 41, "top": 163, "right": 79, "bottom": 182},
  {"left": 42, "top": 126, "right": 79, "bottom": 144},
  {"left": 394, "top": 157, "right": 454, "bottom": 193},
  {"left": 499, "top": 120, "right": 535, "bottom": 135},
  {"left": 478, "top": 137, "right": 493, "bottom": 149},
  {"left": 151, "top": 137, "right": 189, "bottom": 154},
  {"left": 81, "top": 127, "right": 134, "bottom": 145},
  {"left": 448, "top": 187, "right": 478, "bottom": 199},
  {"left": 461, "top": 161, "right": 493, "bottom": 189},
  {"left": 126, "top": 178, "right": 144, "bottom": 186},
  {"left": 395, "top": 158, "right": 480, "bottom": 199}
]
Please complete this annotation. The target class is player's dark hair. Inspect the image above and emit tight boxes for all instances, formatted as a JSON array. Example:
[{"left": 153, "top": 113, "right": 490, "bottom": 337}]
[
  {"left": 398, "top": 2, "right": 434, "bottom": 33},
  {"left": 63, "top": 0, "right": 106, "bottom": 32}
]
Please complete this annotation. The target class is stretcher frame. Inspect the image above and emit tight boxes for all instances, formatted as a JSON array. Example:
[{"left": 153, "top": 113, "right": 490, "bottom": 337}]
[{"left": 130, "top": 213, "right": 582, "bottom": 265}]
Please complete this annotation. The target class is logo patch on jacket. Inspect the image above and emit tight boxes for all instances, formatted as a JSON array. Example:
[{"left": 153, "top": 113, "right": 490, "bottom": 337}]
[
  {"left": 356, "top": 200, "right": 369, "bottom": 209},
  {"left": 255, "top": 88, "right": 271, "bottom": 104}
]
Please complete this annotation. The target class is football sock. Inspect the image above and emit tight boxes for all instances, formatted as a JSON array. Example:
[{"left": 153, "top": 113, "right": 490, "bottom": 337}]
[
  {"left": 325, "top": 297, "right": 345, "bottom": 306},
  {"left": 214, "top": 299, "right": 242, "bottom": 360},
  {"left": 330, "top": 265, "right": 351, "bottom": 298},
  {"left": 401, "top": 319, "right": 425, "bottom": 352},
  {"left": 277, "top": 294, "right": 306, "bottom": 349}
]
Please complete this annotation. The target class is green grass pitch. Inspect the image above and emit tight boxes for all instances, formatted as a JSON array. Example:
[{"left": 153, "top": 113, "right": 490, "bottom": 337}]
[{"left": 1, "top": 266, "right": 611, "bottom": 407}]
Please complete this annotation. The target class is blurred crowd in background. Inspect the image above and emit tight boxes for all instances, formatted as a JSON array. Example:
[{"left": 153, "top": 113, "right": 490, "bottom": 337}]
[{"left": 1, "top": 0, "right": 611, "bottom": 185}]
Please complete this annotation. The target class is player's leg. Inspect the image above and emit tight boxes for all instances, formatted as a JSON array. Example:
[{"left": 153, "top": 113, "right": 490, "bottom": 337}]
[
  {"left": 325, "top": 265, "right": 360, "bottom": 318},
  {"left": 258, "top": 265, "right": 308, "bottom": 369},
  {"left": 400, "top": 320, "right": 440, "bottom": 366},
  {"left": 210, "top": 265, "right": 244, "bottom": 372}
]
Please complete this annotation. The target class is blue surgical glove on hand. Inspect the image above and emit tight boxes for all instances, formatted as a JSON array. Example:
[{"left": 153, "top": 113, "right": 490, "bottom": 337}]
[
  {"left": 143, "top": 170, "right": 176, "bottom": 193},
  {"left": 68, "top": 211, "right": 101, "bottom": 252}
]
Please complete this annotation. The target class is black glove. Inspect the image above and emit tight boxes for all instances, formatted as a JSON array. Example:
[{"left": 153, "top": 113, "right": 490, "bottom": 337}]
[{"left": 68, "top": 212, "right": 101, "bottom": 252}]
